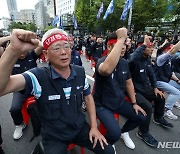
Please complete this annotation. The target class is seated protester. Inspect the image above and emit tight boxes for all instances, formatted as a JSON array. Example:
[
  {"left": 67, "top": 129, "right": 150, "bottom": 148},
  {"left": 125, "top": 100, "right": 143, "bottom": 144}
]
[
  {"left": 156, "top": 39, "right": 173, "bottom": 58},
  {"left": 171, "top": 52, "right": 180, "bottom": 109},
  {"left": 0, "top": 28, "right": 115, "bottom": 154},
  {"left": 91, "top": 37, "right": 104, "bottom": 64},
  {"left": 171, "top": 53, "right": 180, "bottom": 80},
  {"left": 123, "top": 37, "right": 134, "bottom": 60},
  {"left": 74, "top": 37, "right": 83, "bottom": 54},
  {"left": 93, "top": 28, "right": 146, "bottom": 150},
  {"left": 153, "top": 41, "right": 180, "bottom": 120},
  {"left": 68, "top": 35, "right": 82, "bottom": 66},
  {"left": 9, "top": 40, "right": 43, "bottom": 140},
  {"left": 129, "top": 35, "right": 173, "bottom": 148},
  {"left": 85, "top": 36, "right": 92, "bottom": 61}
]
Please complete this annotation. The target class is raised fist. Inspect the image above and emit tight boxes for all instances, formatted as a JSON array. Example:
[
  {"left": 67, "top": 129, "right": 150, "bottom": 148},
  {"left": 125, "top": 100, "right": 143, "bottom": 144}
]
[
  {"left": 9, "top": 29, "right": 39, "bottom": 56},
  {"left": 143, "top": 35, "right": 152, "bottom": 46},
  {"left": 169, "top": 41, "right": 180, "bottom": 55},
  {"left": 116, "top": 27, "right": 128, "bottom": 40}
]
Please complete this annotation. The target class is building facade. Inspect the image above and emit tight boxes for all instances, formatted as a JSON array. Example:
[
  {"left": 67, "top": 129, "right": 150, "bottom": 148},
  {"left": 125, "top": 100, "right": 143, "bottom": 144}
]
[
  {"left": 19, "top": 9, "right": 35, "bottom": 23},
  {"left": 1, "top": 17, "right": 11, "bottom": 30},
  {"left": 35, "top": 0, "right": 47, "bottom": 29},
  {"left": 44, "top": 0, "right": 55, "bottom": 18},
  {"left": 6, "top": 0, "right": 19, "bottom": 22},
  {"left": 56, "top": 0, "right": 76, "bottom": 15}
]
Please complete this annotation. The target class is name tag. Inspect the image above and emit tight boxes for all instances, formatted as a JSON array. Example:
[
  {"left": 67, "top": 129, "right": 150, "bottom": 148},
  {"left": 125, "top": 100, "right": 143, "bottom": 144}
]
[
  {"left": 140, "top": 69, "right": 144, "bottom": 72},
  {"left": 77, "top": 85, "right": 83, "bottom": 90},
  {"left": 29, "top": 59, "right": 33, "bottom": 62},
  {"left": 14, "top": 64, "right": 20, "bottom": 67},
  {"left": 48, "top": 95, "right": 60, "bottom": 100}
]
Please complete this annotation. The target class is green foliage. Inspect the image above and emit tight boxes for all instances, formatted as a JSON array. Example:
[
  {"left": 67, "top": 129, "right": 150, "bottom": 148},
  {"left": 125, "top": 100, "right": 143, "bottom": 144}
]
[
  {"left": 75, "top": 0, "right": 178, "bottom": 33},
  {"left": 75, "top": 0, "right": 125, "bottom": 33},
  {"left": 8, "top": 22, "right": 37, "bottom": 32},
  {"left": 44, "top": 26, "right": 56, "bottom": 33},
  {"left": 132, "top": 0, "right": 168, "bottom": 32}
]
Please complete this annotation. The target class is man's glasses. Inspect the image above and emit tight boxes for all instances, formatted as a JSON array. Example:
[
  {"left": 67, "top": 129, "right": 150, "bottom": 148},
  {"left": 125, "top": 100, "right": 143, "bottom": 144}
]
[{"left": 49, "top": 44, "right": 71, "bottom": 52}]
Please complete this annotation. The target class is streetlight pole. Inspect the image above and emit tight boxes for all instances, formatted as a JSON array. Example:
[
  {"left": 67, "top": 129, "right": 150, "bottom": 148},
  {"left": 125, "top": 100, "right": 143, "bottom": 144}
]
[{"left": 53, "top": 0, "right": 56, "bottom": 16}]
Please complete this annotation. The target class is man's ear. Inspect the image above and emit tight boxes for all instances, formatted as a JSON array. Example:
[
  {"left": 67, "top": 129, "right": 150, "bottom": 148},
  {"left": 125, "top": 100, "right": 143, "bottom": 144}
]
[
  {"left": 107, "top": 44, "right": 112, "bottom": 51},
  {"left": 42, "top": 50, "right": 48, "bottom": 60}
]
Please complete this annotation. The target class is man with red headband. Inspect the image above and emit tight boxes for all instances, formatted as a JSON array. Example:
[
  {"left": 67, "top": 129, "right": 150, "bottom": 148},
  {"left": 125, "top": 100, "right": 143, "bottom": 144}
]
[
  {"left": 68, "top": 35, "right": 82, "bottom": 66},
  {"left": 0, "top": 28, "right": 115, "bottom": 154},
  {"left": 154, "top": 41, "right": 180, "bottom": 120},
  {"left": 93, "top": 28, "right": 146, "bottom": 150},
  {"left": 129, "top": 35, "right": 173, "bottom": 148}
]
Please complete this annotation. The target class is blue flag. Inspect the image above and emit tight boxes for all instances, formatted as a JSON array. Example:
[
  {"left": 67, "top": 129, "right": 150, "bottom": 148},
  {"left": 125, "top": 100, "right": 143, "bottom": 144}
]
[
  {"left": 52, "top": 15, "right": 59, "bottom": 26},
  {"left": 97, "top": 1, "right": 104, "bottom": 19},
  {"left": 72, "top": 13, "right": 78, "bottom": 29},
  {"left": 103, "top": 0, "right": 114, "bottom": 20},
  {"left": 120, "top": 0, "right": 134, "bottom": 21},
  {"left": 59, "top": 16, "right": 64, "bottom": 29}
]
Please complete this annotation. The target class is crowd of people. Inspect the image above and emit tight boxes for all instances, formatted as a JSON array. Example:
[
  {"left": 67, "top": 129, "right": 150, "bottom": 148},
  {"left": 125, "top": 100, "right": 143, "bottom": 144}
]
[{"left": 0, "top": 27, "right": 179, "bottom": 154}]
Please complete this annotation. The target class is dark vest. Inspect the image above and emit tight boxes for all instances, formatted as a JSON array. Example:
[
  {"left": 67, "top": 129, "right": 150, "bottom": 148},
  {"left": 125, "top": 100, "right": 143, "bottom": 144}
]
[
  {"left": 154, "top": 60, "right": 172, "bottom": 83},
  {"left": 94, "top": 58, "right": 129, "bottom": 111},
  {"left": 31, "top": 65, "right": 86, "bottom": 140},
  {"left": 12, "top": 51, "right": 37, "bottom": 75}
]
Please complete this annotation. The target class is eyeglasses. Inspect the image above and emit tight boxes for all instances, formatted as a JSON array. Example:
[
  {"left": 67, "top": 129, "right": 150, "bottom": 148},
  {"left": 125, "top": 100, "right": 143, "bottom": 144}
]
[{"left": 49, "top": 43, "right": 71, "bottom": 52}]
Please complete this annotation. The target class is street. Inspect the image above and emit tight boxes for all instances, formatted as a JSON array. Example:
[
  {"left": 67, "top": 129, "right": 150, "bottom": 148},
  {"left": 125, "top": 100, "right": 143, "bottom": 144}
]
[{"left": 0, "top": 54, "right": 180, "bottom": 154}]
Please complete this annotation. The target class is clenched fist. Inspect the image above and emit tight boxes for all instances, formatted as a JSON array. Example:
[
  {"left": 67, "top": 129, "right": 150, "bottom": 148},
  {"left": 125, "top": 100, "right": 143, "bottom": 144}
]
[
  {"left": 9, "top": 29, "right": 39, "bottom": 56},
  {"left": 116, "top": 27, "right": 128, "bottom": 40}
]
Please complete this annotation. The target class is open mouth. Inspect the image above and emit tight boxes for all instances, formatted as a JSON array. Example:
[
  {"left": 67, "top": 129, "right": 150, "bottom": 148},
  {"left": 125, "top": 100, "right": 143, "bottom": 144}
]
[{"left": 61, "top": 58, "right": 68, "bottom": 63}]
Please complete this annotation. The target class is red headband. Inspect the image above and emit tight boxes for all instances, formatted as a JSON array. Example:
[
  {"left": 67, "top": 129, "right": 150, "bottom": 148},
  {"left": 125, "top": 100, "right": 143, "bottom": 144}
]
[
  {"left": 147, "top": 42, "right": 154, "bottom": 47},
  {"left": 163, "top": 44, "right": 173, "bottom": 52},
  {"left": 43, "top": 33, "right": 68, "bottom": 50},
  {"left": 137, "top": 42, "right": 154, "bottom": 47},
  {"left": 107, "top": 39, "right": 117, "bottom": 45}
]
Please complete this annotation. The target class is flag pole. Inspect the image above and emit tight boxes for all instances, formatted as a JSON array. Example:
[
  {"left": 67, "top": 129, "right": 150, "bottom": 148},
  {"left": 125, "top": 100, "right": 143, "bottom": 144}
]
[
  {"left": 53, "top": 0, "right": 56, "bottom": 16},
  {"left": 127, "top": 6, "right": 132, "bottom": 31}
]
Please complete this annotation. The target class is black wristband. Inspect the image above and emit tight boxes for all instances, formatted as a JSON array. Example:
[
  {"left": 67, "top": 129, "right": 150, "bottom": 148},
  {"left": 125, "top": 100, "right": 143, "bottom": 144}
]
[
  {"left": 176, "top": 80, "right": 180, "bottom": 83},
  {"left": 132, "top": 102, "right": 137, "bottom": 106}
]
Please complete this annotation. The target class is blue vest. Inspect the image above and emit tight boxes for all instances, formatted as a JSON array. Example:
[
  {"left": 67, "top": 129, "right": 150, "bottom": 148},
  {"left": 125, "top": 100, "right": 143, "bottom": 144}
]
[
  {"left": 30, "top": 65, "right": 86, "bottom": 140},
  {"left": 94, "top": 58, "right": 130, "bottom": 111}
]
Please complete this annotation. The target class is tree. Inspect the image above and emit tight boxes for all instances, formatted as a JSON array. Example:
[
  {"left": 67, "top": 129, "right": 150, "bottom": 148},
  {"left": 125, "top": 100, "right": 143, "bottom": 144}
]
[
  {"left": 75, "top": 0, "right": 125, "bottom": 34},
  {"left": 164, "top": 0, "right": 180, "bottom": 34},
  {"left": 44, "top": 25, "right": 55, "bottom": 33},
  {"left": 132, "top": 0, "right": 168, "bottom": 32},
  {"left": 75, "top": 0, "right": 172, "bottom": 33},
  {"left": 8, "top": 22, "right": 37, "bottom": 32}
]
